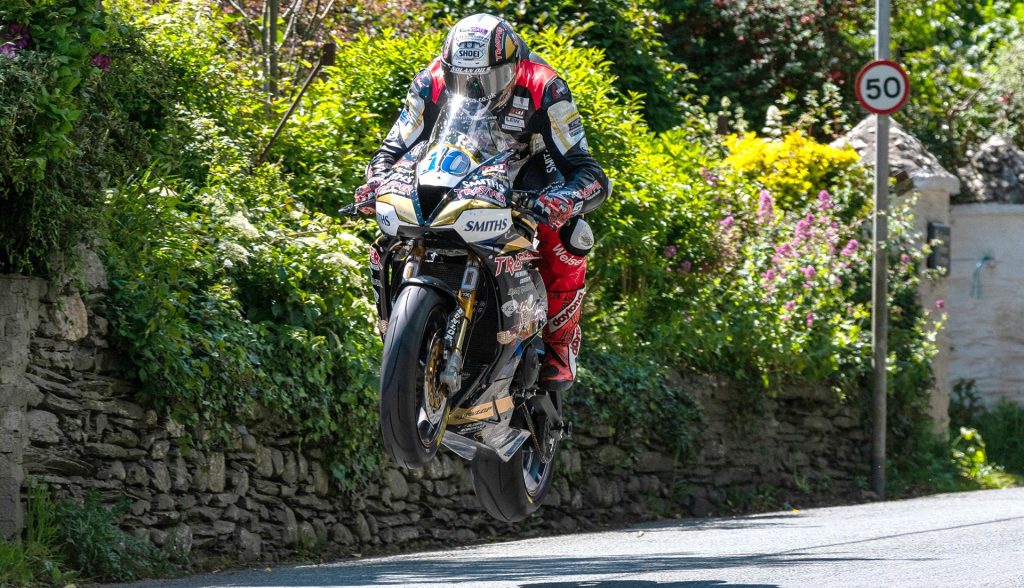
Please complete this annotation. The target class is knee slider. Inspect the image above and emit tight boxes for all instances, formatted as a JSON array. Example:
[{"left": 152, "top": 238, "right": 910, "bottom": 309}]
[{"left": 558, "top": 217, "right": 593, "bottom": 258}]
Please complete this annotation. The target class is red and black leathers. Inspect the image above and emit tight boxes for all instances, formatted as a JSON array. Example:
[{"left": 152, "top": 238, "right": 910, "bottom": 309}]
[{"left": 365, "top": 38, "right": 610, "bottom": 391}]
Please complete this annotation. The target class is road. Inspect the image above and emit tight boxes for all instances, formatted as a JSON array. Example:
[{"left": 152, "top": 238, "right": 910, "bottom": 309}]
[{"left": 116, "top": 488, "right": 1024, "bottom": 588}]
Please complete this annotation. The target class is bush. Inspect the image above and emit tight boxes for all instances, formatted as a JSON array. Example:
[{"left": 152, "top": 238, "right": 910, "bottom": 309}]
[
  {"left": 723, "top": 131, "right": 864, "bottom": 213},
  {"left": 0, "top": 1, "right": 153, "bottom": 274},
  {"left": 0, "top": 485, "right": 69, "bottom": 587},
  {"left": 420, "top": 0, "right": 691, "bottom": 131},
  {"left": 659, "top": 0, "right": 871, "bottom": 134},
  {"left": 104, "top": 167, "right": 383, "bottom": 489},
  {"left": 55, "top": 491, "right": 168, "bottom": 581},
  {"left": 950, "top": 381, "right": 1024, "bottom": 476}
]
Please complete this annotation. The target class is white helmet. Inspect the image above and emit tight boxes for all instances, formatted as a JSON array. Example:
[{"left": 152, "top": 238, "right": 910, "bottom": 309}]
[{"left": 439, "top": 14, "right": 522, "bottom": 111}]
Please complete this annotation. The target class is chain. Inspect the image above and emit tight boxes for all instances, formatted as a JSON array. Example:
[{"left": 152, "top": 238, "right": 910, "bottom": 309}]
[{"left": 520, "top": 403, "right": 544, "bottom": 458}]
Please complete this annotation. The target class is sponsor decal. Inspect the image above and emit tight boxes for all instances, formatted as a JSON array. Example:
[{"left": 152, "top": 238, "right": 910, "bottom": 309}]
[
  {"left": 553, "top": 243, "right": 586, "bottom": 266},
  {"left": 493, "top": 28, "right": 505, "bottom": 61},
  {"left": 543, "top": 151, "right": 557, "bottom": 174},
  {"left": 509, "top": 107, "right": 526, "bottom": 118},
  {"left": 369, "top": 247, "right": 382, "bottom": 269},
  {"left": 494, "top": 250, "right": 539, "bottom": 276},
  {"left": 548, "top": 100, "right": 582, "bottom": 155},
  {"left": 550, "top": 79, "right": 568, "bottom": 101},
  {"left": 501, "top": 300, "right": 517, "bottom": 316},
  {"left": 507, "top": 283, "right": 533, "bottom": 297},
  {"left": 549, "top": 290, "right": 584, "bottom": 331},
  {"left": 465, "top": 218, "right": 509, "bottom": 233},
  {"left": 445, "top": 306, "right": 465, "bottom": 348},
  {"left": 449, "top": 65, "right": 492, "bottom": 75},
  {"left": 456, "top": 40, "right": 485, "bottom": 62},
  {"left": 377, "top": 179, "right": 413, "bottom": 196},
  {"left": 480, "top": 163, "right": 507, "bottom": 177},
  {"left": 513, "top": 96, "right": 530, "bottom": 110},
  {"left": 568, "top": 116, "right": 584, "bottom": 135},
  {"left": 503, "top": 115, "right": 525, "bottom": 130},
  {"left": 579, "top": 179, "right": 602, "bottom": 200},
  {"left": 460, "top": 266, "right": 479, "bottom": 290},
  {"left": 458, "top": 184, "right": 503, "bottom": 202}
]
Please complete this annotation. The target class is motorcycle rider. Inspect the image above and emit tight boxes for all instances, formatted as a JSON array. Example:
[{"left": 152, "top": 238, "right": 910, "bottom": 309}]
[{"left": 355, "top": 13, "right": 610, "bottom": 392}]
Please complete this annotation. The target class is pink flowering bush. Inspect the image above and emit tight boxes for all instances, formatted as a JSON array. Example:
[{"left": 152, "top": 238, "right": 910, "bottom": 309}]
[{"left": 624, "top": 135, "right": 941, "bottom": 426}]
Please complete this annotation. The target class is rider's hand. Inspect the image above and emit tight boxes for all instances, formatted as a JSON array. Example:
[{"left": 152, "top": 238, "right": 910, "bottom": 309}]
[
  {"left": 528, "top": 190, "right": 574, "bottom": 230},
  {"left": 354, "top": 179, "right": 381, "bottom": 215}
]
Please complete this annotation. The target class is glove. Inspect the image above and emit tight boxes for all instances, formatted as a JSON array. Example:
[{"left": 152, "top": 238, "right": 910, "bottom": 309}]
[
  {"left": 354, "top": 179, "right": 380, "bottom": 215},
  {"left": 528, "top": 190, "right": 574, "bottom": 230}
]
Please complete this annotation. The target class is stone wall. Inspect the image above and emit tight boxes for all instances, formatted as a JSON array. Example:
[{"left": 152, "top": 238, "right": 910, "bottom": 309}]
[{"left": 1, "top": 261, "right": 870, "bottom": 562}]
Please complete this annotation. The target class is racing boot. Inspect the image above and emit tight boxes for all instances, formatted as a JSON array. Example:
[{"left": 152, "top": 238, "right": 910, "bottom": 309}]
[{"left": 539, "top": 288, "right": 585, "bottom": 393}]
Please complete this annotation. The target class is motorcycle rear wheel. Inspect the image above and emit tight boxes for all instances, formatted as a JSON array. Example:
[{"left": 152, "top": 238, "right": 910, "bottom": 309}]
[
  {"left": 379, "top": 286, "right": 451, "bottom": 468},
  {"left": 471, "top": 406, "right": 557, "bottom": 522}
]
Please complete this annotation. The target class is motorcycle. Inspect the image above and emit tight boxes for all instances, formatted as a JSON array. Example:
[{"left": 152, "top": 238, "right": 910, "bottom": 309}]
[{"left": 340, "top": 96, "right": 567, "bottom": 522}]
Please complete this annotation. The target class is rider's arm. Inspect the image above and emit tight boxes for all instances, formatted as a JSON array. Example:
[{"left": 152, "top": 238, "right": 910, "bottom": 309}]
[
  {"left": 533, "top": 77, "right": 610, "bottom": 215},
  {"left": 365, "top": 61, "right": 443, "bottom": 181}
]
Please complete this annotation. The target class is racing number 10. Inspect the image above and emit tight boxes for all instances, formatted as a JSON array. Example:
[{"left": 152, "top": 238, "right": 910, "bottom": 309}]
[
  {"left": 425, "top": 148, "right": 471, "bottom": 176},
  {"left": 866, "top": 77, "right": 902, "bottom": 100}
]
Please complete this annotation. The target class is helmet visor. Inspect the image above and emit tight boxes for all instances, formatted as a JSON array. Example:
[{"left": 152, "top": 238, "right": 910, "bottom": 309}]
[{"left": 445, "top": 62, "right": 516, "bottom": 107}]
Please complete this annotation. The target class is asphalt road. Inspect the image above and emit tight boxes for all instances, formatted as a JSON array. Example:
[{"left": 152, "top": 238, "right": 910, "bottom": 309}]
[{"left": 115, "top": 488, "right": 1024, "bottom": 588}]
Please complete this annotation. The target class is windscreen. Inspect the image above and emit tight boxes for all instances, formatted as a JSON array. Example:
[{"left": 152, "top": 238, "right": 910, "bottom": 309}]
[{"left": 417, "top": 95, "right": 511, "bottom": 189}]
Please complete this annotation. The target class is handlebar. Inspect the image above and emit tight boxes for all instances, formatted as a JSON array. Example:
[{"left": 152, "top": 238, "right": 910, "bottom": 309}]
[{"left": 338, "top": 198, "right": 376, "bottom": 218}]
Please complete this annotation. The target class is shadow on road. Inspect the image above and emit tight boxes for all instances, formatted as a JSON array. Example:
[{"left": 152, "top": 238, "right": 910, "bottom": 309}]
[
  {"left": 178, "top": 551, "right": 890, "bottom": 587},
  {"left": 522, "top": 580, "right": 777, "bottom": 588}
]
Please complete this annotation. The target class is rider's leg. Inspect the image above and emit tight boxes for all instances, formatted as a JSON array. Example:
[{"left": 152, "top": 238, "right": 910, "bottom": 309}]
[{"left": 535, "top": 217, "right": 593, "bottom": 392}]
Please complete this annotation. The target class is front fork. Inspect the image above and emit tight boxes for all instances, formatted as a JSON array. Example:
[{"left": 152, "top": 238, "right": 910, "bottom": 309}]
[
  {"left": 369, "top": 237, "right": 481, "bottom": 394},
  {"left": 441, "top": 254, "right": 481, "bottom": 393}
]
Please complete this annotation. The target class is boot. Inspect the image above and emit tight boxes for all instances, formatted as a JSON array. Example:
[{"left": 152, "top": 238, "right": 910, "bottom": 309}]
[{"left": 539, "top": 288, "right": 584, "bottom": 392}]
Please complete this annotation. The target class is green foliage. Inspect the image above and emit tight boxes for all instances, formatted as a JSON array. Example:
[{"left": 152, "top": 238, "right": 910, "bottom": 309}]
[
  {"left": 4, "top": 0, "right": 951, "bottom": 497},
  {"left": 0, "top": 0, "right": 155, "bottom": 274},
  {"left": 573, "top": 346, "right": 703, "bottom": 453},
  {"left": 892, "top": 0, "right": 1024, "bottom": 166},
  {"left": 420, "top": 0, "right": 691, "bottom": 131},
  {"left": 951, "top": 381, "right": 1024, "bottom": 475},
  {"left": 55, "top": 490, "right": 169, "bottom": 581},
  {"left": 103, "top": 167, "right": 383, "bottom": 489},
  {"left": 968, "top": 401, "right": 1024, "bottom": 475},
  {"left": 0, "top": 484, "right": 70, "bottom": 587},
  {"left": 275, "top": 29, "right": 443, "bottom": 212},
  {"left": 660, "top": 0, "right": 870, "bottom": 133},
  {"left": 950, "top": 426, "right": 1015, "bottom": 488}
]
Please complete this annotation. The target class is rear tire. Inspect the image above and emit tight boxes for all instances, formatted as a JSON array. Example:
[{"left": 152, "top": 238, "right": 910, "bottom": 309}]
[
  {"left": 471, "top": 406, "right": 557, "bottom": 522},
  {"left": 379, "top": 287, "right": 451, "bottom": 468}
]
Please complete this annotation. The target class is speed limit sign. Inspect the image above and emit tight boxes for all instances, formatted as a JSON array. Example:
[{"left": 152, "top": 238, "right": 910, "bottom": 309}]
[{"left": 856, "top": 60, "right": 910, "bottom": 115}]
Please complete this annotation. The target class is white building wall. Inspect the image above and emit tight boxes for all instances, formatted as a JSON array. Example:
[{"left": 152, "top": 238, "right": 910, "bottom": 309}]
[{"left": 947, "top": 203, "right": 1024, "bottom": 406}]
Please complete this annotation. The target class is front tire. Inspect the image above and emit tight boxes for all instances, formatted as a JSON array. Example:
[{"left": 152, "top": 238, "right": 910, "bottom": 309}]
[
  {"left": 471, "top": 406, "right": 557, "bottom": 522},
  {"left": 379, "top": 286, "right": 451, "bottom": 468}
]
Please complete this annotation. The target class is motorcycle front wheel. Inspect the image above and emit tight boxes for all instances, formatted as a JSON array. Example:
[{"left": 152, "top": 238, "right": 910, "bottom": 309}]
[
  {"left": 379, "top": 286, "right": 451, "bottom": 468},
  {"left": 471, "top": 404, "right": 557, "bottom": 522}
]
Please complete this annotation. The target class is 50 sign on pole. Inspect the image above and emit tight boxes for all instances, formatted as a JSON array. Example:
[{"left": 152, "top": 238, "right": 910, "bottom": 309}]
[
  {"left": 856, "top": 60, "right": 910, "bottom": 115},
  {"left": 857, "top": 1, "right": 910, "bottom": 501}
]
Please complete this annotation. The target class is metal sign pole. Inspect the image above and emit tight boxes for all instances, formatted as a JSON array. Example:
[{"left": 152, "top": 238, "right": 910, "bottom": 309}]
[{"left": 871, "top": 0, "right": 891, "bottom": 499}]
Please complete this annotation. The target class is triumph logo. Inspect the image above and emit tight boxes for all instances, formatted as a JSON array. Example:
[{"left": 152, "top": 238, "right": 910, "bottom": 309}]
[{"left": 465, "top": 218, "right": 509, "bottom": 232}]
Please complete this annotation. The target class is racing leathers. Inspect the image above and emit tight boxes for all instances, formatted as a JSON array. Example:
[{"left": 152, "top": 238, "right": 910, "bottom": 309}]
[{"left": 364, "top": 44, "right": 610, "bottom": 392}]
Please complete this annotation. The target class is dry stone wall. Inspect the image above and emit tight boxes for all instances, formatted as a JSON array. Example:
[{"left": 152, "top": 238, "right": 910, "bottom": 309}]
[{"left": 1, "top": 260, "right": 870, "bottom": 562}]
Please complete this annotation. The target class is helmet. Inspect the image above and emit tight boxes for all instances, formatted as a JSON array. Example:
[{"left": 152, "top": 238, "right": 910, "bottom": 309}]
[{"left": 440, "top": 14, "right": 521, "bottom": 111}]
